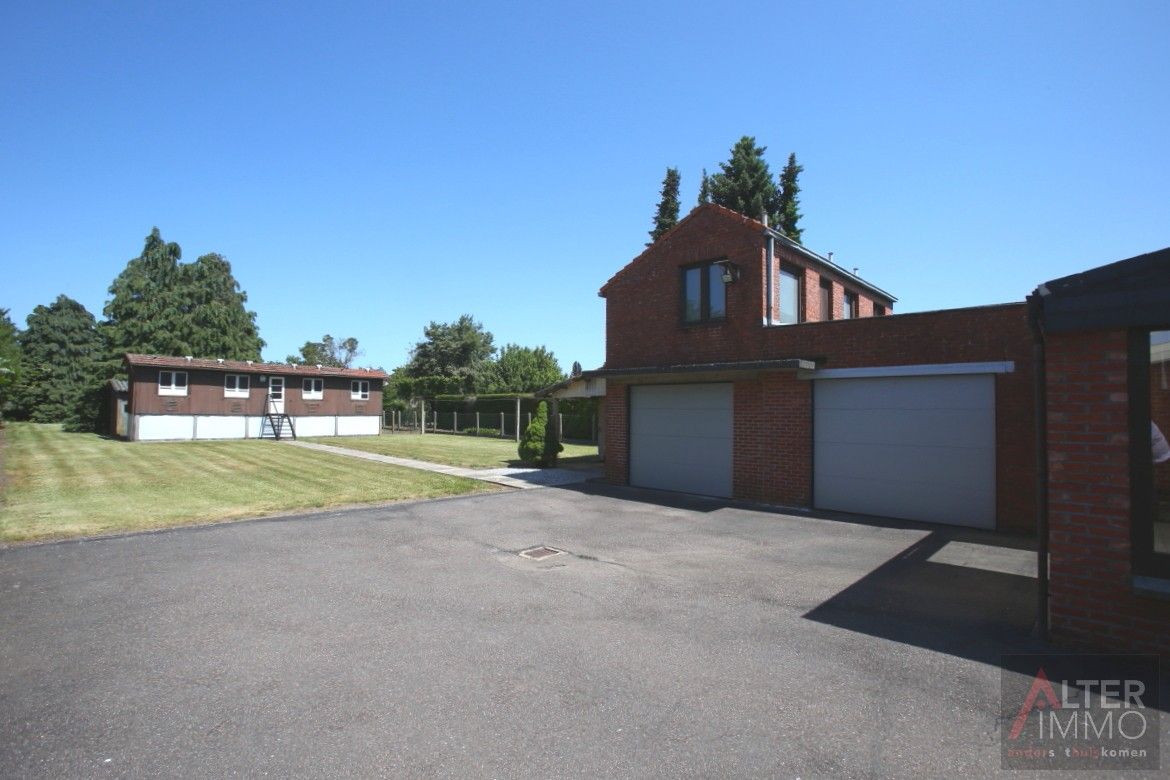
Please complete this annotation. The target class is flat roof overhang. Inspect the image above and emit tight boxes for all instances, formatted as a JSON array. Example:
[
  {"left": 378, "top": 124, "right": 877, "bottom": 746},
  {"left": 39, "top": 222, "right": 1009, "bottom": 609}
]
[{"left": 580, "top": 358, "right": 816, "bottom": 384}]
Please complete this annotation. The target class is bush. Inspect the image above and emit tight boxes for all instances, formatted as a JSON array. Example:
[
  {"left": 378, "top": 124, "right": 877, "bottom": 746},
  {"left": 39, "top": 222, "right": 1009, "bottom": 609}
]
[
  {"left": 517, "top": 401, "right": 562, "bottom": 466},
  {"left": 461, "top": 427, "right": 500, "bottom": 437}
]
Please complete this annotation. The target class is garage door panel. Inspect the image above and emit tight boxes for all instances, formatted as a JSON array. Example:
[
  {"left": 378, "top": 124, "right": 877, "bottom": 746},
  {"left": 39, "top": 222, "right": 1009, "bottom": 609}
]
[
  {"left": 815, "top": 473, "right": 994, "bottom": 527},
  {"left": 814, "top": 441, "right": 994, "bottom": 487},
  {"left": 814, "top": 375, "right": 995, "bottom": 529},
  {"left": 630, "top": 384, "right": 732, "bottom": 498},
  {"left": 815, "top": 375, "right": 993, "bottom": 410},
  {"left": 815, "top": 408, "right": 995, "bottom": 448}
]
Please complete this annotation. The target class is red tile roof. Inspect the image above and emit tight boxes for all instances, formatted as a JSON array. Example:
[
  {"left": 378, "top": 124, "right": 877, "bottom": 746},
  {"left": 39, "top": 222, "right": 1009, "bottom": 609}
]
[{"left": 124, "top": 354, "right": 388, "bottom": 380}]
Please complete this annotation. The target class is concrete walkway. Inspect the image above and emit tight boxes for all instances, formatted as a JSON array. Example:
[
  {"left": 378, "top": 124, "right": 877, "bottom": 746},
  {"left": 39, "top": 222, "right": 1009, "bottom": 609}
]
[{"left": 285, "top": 440, "right": 602, "bottom": 490}]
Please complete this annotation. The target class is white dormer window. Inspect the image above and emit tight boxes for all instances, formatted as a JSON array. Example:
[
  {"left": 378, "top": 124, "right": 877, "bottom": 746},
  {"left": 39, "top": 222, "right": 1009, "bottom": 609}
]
[
  {"left": 303, "top": 378, "right": 324, "bottom": 400},
  {"left": 159, "top": 370, "right": 188, "bottom": 396},
  {"left": 224, "top": 374, "right": 250, "bottom": 398},
  {"left": 351, "top": 380, "right": 370, "bottom": 400}
]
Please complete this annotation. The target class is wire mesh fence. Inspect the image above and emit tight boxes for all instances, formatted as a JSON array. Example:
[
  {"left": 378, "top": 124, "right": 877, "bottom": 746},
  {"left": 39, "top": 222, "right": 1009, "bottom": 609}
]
[{"left": 383, "top": 409, "right": 597, "bottom": 442}]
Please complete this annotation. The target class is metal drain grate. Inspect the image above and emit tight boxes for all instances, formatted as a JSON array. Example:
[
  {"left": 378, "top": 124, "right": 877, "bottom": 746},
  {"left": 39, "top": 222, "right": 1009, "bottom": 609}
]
[{"left": 518, "top": 546, "right": 565, "bottom": 561}]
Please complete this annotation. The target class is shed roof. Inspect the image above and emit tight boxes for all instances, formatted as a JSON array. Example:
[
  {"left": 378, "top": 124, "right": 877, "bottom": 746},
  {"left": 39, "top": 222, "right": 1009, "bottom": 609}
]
[{"left": 124, "top": 354, "right": 388, "bottom": 380}]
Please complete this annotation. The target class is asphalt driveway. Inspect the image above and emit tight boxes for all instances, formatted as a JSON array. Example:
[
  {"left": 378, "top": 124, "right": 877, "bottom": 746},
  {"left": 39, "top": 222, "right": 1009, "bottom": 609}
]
[{"left": 0, "top": 483, "right": 1136, "bottom": 777}]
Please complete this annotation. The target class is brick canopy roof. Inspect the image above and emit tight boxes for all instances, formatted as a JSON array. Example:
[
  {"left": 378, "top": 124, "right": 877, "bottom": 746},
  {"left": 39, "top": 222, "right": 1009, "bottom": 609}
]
[{"left": 124, "top": 354, "right": 388, "bottom": 380}]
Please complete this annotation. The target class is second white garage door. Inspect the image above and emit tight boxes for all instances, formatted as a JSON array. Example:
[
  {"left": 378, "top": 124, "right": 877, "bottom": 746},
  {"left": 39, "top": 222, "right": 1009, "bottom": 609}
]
[
  {"left": 814, "top": 374, "right": 996, "bottom": 528},
  {"left": 630, "top": 383, "right": 733, "bottom": 498}
]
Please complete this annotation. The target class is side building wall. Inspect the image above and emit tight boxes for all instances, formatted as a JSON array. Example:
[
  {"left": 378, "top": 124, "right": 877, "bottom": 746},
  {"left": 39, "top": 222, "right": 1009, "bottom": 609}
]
[{"left": 1045, "top": 330, "right": 1170, "bottom": 656}]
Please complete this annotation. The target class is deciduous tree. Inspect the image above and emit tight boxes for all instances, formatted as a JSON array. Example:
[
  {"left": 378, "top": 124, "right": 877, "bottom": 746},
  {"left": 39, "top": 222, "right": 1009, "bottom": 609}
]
[
  {"left": 0, "top": 309, "right": 20, "bottom": 418},
  {"left": 405, "top": 315, "right": 495, "bottom": 394},
  {"left": 287, "top": 334, "right": 362, "bottom": 367},
  {"left": 484, "top": 344, "right": 564, "bottom": 393}
]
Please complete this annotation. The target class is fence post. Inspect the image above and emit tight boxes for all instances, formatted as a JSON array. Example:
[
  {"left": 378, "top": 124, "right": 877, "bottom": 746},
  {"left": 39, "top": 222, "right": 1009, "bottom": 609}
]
[
  {"left": 590, "top": 413, "right": 595, "bottom": 443},
  {"left": 432, "top": 410, "right": 437, "bottom": 432},
  {"left": 558, "top": 413, "right": 563, "bottom": 440},
  {"left": 476, "top": 412, "right": 480, "bottom": 433},
  {"left": 453, "top": 411, "right": 458, "bottom": 433},
  {"left": 515, "top": 398, "right": 521, "bottom": 442},
  {"left": 500, "top": 411, "right": 505, "bottom": 438}
]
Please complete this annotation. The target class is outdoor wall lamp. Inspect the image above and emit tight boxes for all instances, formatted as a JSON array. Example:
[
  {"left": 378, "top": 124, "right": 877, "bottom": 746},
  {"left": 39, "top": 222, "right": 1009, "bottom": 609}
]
[{"left": 719, "top": 261, "right": 740, "bottom": 284}]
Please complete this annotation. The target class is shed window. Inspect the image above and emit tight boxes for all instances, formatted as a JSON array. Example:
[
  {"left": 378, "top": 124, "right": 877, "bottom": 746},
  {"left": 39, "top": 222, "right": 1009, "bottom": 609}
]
[
  {"left": 681, "top": 260, "right": 728, "bottom": 324},
  {"left": 778, "top": 267, "right": 802, "bottom": 325},
  {"left": 159, "top": 370, "right": 188, "bottom": 396},
  {"left": 351, "top": 380, "right": 370, "bottom": 400},
  {"left": 224, "top": 374, "right": 250, "bottom": 398},
  {"left": 303, "top": 378, "right": 324, "bottom": 400}
]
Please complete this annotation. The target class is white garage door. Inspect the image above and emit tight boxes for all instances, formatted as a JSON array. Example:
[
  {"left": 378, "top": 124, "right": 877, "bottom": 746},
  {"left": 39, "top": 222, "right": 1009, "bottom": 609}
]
[
  {"left": 630, "top": 384, "right": 733, "bottom": 498},
  {"left": 814, "top": 375, "right": 995, "bottom": 528}
]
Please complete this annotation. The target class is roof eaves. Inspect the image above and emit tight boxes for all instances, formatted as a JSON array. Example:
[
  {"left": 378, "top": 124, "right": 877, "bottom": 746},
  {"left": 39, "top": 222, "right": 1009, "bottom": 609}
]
[{"left": 766, "top": 228, "right": 898, "bottom": 304}]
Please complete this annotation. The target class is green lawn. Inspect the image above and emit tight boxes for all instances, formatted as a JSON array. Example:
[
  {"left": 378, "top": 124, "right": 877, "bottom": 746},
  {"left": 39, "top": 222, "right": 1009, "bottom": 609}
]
[
  {"left": 305, "top": 432, "right": 601, "bottom": 470},
  {"left": 0, "top": 423, "right": 493, "bottom": 543}
]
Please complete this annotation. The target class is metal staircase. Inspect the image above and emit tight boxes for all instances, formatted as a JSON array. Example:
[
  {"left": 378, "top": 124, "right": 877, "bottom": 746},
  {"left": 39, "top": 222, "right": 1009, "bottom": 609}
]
[{"left": 259, "top": 391, "right": 296, "bottom": 441}]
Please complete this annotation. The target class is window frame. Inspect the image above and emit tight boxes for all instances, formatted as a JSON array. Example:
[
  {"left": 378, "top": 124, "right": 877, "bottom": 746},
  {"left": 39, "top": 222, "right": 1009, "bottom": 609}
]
[
  {"left": 1129, "top": 327, "right": 1170, "bottom": 580},
  {"left": 303, "top": 377, "right": 325, "bottom": 400},
  {"left": 351, "top": 380, "right": 370, "bottom": 401},
  {"left": 843, "top": 292, "right": 859, "bottom": 320},
  {"left": 680, "top": 259, "right": 729, "bottom": 325},
  {"left": 158, "top": 370, "right": 188, "bottom": 397},
  {"left": 224, "top": 374, "right": 250, "bottom": 398},
  {"left": 819, "top": 277, "right": 833, "bottom": 321},
  {"left": 777, "top": 265, "right": 804, "bottom": 325},
  {"left": 874, "top": 303, "right": 887, "bottom": 316}
]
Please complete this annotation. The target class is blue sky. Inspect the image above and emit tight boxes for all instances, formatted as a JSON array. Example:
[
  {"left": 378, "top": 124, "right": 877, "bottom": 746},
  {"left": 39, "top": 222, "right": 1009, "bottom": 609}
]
[{"left": 2, "top": 1, "right": 1167, "bottom": 373}]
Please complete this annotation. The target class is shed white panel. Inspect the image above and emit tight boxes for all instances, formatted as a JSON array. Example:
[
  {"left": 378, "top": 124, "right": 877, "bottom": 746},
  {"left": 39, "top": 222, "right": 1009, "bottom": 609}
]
[
  {"left": 194, "top": 415, "right": 247, "bottom": 440},
  {"left": 630, "top": 384, "right": 733, "bottom": 498},
  {"left": 336, "top": 416, "right": 380, "bottom": 436},
  {"left": 293, "top": 416, "right": 337, "bottom": 437},
  {"left": 814, "top": 374, "right": 995, "bottom": 528},
  {"left": 135, "top": 415, "right": 196, "bottom": 441}
]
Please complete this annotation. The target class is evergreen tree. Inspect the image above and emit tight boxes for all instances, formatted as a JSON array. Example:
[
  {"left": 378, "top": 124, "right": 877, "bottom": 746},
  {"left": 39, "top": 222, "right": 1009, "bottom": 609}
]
[
  {"left": 0, "top": 309, "right": 20, "bottom": 419},
  {"left": 708, "top": 136, "right": 779, "bottom": 224},
  {"left": 485, "top": 344, "right": 565, "bottom": 393},
  {"left": 697, "top": 168, "right": 711, "bottom": 205},
  {"left": 103, "top": 228, "right": 263, "bottom": 361},
  {"left": 11, "top": 295, "right": 104, "bottom": 424},
  {"left": 405, "top": 314, "right": 496, "bottom": 394},
  {"left": 287, "top": 335, "right": 362, "bottom": 367},
  {"left": 776, "top": 152, "right": 804, "bottom": 242},
  {"left": 648, "top": 167, "right": 681, "bottom": 245},
  {"left": 518, "top": 400, "right": 562, "bottom": 466}
]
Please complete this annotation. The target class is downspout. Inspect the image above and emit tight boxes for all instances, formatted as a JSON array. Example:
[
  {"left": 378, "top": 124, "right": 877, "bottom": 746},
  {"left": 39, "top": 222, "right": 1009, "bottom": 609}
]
[
  {"left": 763, "top": 213, "right": 775, "bottom": 326},
  {"left": 1027, "top": 290, "right": 1050, "bottom": 642}
]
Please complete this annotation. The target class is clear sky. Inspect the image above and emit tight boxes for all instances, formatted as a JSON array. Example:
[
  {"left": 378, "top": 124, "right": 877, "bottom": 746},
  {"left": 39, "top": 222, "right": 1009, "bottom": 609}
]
[{"left": 2, "top": 1, "right": 1167, "bottom": 373}]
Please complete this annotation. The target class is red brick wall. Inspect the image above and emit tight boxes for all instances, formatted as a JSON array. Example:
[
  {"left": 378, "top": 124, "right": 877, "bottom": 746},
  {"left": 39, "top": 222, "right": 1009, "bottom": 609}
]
[
  {"left": 1046, "top": 331, "right": 1170, "bottom": 657},
  {"left": 603, "top": 382, "right": 629, "bottom": 486},
  {"left": 602, "top": 303, "right": 1036, "bottom": 531}
]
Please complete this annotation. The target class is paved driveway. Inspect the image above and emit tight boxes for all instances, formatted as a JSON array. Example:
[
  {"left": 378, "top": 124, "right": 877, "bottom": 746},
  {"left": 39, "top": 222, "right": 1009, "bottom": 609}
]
[{"left": 0, "top": 484, "right": 1139, "bottom": 777}]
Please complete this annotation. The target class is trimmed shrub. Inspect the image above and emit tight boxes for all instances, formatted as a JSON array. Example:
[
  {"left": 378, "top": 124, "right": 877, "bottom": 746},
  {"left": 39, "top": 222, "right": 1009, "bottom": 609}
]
[
  {"left": 518, "top": 401, "right": 563, "bottom": 466},
  {"left": 461, "top": 427, "right": 500, "bottom": 437}
]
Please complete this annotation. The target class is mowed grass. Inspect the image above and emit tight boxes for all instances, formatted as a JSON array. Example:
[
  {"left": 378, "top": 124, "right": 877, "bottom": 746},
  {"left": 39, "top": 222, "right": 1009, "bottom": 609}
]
[
  {"left": 305, "top": 432, "right": 601, "bottom": 470},
  {"left": 0, "top": 423, "right": 493, "bottom": 543}
]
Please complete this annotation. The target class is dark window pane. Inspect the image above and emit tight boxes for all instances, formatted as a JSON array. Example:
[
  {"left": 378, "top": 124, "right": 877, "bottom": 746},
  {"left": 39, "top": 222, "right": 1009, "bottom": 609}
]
[
  {"left": 1152, "top": 330, "right": 1170, "bottom": 554},
  {"left": 779, "top": 268, "right": 800, "bottom": 325},
  {"left": 843, "top": 294, "right": 856, "bottom": 320},
  {"left": 708, "top": 264, "right": 726, "bottom": 319},
  {"left": 820, "top": 279, "right": 832, "bottom": 321},
  {"left": 175, "top": 372, "right": 187, "bottom": 387},
  {"left": 684, "top": 267, "right": 701, "bottom": 322}
]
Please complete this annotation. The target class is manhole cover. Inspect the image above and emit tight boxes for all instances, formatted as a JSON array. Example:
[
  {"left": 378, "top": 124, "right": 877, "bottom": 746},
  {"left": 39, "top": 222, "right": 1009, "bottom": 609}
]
[{"left": 518, "top": 546, "right": 565, "bottom": 561}]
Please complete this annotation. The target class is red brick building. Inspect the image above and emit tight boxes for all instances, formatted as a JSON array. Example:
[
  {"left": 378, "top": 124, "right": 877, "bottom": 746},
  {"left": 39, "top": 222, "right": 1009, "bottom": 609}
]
[
  {"left": 1029, "top": 248, "right": 1170, "bottom": 656},
  {"left": 589, "top": 204, "right": 1036, "bottom": 533}
]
